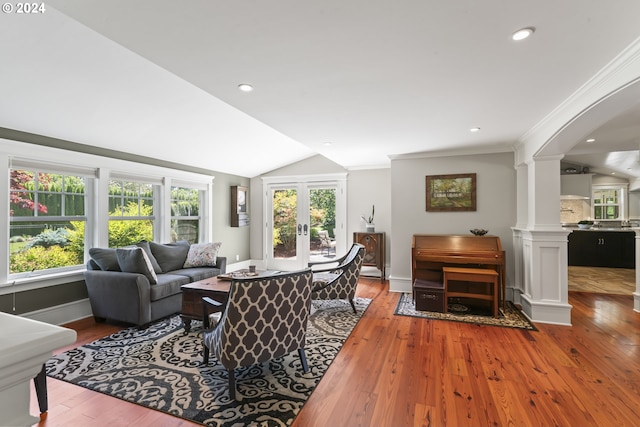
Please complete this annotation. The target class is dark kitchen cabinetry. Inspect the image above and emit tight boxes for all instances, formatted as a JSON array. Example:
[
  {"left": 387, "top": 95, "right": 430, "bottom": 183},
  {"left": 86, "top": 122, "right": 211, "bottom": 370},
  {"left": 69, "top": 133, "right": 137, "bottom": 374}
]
[{"left": 568, "top": 230, "right": 635, "bottom": 268}]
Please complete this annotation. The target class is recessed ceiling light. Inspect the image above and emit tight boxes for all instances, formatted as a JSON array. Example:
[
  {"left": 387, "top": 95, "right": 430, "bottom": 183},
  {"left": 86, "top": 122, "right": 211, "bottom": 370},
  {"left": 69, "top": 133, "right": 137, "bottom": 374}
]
[
  {"left": 586, "top": 138, "right": 596, "bottom": 143},
  {"left": 512, "top": 27, "right": 535, "bottom": 41},
  {"left": 238, "top": 83, "right": 254, "bottom": 92},
  {"left": 323, "top": 142, "right": 332, "bottom": 146},
  {"left": 470, "top": 127, "right": 481, "bottom": 132}
]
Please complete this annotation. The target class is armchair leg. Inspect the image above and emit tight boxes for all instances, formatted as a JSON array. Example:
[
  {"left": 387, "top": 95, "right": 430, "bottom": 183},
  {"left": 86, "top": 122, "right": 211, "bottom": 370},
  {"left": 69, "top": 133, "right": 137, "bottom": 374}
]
[
  {"left": 203, "top": 346, "right": 210, "bottom": 365},
  {"left": 298, "top": 348, "right": 309, "bottom": 373},
  {"left": 349, "top": 298, "right": 357, "bottom": 314},
  {"left": 228, "top": 369, "right": 236, "bottom": 400}
]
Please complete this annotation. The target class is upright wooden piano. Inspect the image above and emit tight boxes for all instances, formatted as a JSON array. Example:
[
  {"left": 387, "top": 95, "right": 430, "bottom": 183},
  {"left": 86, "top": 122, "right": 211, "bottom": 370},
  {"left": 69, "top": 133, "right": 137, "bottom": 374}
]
[{"left": 411, "top": 234, "right": 506, "bottom": 309}]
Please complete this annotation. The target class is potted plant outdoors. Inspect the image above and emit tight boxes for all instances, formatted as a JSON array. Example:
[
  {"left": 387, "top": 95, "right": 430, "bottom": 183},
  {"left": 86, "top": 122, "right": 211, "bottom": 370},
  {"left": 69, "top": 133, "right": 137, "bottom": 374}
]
[
  {"left": 361, "top": 205, "right": 375, "bottom": 232},
  {"left": 578, "top": 220, "right": 594, "bottom": 229}
]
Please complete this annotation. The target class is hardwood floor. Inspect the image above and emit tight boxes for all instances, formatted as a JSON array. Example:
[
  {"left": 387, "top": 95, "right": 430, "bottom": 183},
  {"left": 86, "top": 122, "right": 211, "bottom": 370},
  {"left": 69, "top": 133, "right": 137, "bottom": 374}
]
[
  {"left": 568, "top": 266, "right": 635, "bottom": 294},
  {"left": 31, "top": 277, "right": 640, "bottom": 427}
]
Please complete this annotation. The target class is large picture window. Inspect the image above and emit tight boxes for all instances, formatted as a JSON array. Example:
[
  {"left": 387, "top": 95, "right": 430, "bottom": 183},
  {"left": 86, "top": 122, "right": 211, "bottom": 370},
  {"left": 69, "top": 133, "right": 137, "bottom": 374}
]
[
  {"left": 9, "top": 169, "right": 87, "bottom": 275},
  {"left": 3, "top": 149, "right": 212, "bottom": 290},
  {"left": 171, "top": 186, "right": 201, "bottom": 243},
  {"left": 108, "top": 179, "right": 156, "bottom": 247}
]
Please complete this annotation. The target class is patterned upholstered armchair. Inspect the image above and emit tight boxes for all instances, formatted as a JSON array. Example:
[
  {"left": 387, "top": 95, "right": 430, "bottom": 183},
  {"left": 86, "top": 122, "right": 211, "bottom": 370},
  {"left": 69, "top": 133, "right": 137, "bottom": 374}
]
[
  {"left": 201, "top": 269, "right": 313, "bottom": 400},
  {"left": 308, "top": 243, "right": 365, "bottom": 314}
]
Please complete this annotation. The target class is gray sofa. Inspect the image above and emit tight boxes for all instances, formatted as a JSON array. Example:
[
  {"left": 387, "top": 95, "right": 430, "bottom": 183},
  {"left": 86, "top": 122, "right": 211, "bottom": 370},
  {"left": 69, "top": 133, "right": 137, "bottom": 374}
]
[{"left": 84, "top": 240, "right": 226, "bottom": 326}]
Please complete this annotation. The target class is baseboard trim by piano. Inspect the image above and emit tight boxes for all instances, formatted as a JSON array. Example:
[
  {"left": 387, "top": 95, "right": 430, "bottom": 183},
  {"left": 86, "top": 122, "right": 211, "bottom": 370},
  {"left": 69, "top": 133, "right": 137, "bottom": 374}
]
[
  {"left": 520, "top": 295, "right": 572, "bottom": 326},
  {"left": 389, "top": 276, "right": 411, "bottom": 293}
]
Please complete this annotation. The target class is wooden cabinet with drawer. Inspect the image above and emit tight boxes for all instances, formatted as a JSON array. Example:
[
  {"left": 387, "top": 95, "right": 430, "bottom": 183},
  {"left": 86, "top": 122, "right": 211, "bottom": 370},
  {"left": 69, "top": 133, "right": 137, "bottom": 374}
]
[{"left": 353, "top": 232, "right": 385, "bottom": 282}]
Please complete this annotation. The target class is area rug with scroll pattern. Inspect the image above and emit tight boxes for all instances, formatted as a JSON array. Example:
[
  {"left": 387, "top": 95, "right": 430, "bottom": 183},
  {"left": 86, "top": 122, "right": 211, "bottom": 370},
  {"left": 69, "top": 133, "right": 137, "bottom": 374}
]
[
  {"left": 46, "top": 297, "right": 371, "bottom": 427},
  {"left": 394, "top": 292, "right": 537, "bottom": 330}
]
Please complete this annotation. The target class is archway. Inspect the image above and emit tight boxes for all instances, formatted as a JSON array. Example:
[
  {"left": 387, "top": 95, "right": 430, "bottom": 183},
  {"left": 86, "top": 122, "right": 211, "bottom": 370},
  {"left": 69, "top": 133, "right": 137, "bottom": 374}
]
[{"left": 514, "top": 43, "right": 640, "bottom": 323}]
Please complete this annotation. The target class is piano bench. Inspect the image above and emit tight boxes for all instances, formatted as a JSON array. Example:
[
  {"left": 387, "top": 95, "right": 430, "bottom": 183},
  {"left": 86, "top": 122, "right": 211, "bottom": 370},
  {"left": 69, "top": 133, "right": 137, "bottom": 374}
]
[
  {"left": 442, "top": 267, "right": 499, "bottom": 318},
  {"left": 413, "top": 279, "right": 445, "bottom": 312}
]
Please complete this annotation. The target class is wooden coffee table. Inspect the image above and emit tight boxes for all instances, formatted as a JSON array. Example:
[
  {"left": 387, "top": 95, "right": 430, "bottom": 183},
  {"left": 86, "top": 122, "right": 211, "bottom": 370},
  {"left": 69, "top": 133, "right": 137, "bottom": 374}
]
[
  {"left": 181, "top": 277, "right": 230, "bottom": 332},
  {"left": 180, "top": 270, "right": 277, "bottom": 331}
]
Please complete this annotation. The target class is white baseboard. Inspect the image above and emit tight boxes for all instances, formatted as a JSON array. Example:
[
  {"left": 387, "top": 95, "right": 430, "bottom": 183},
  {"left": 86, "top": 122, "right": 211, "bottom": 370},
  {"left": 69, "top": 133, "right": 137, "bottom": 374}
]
[
  {"left": 21, "top": 298, "right": 93, "bottom": 326},
  {"left": 389, "top": 275, "right": 411, "bottom": 293}
]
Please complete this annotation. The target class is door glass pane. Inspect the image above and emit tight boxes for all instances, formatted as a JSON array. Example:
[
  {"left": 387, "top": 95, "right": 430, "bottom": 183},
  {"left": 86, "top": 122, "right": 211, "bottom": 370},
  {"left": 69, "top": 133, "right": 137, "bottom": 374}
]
[
  {"left": 309, "top": 187, "right": 337, "bottom": 262},
  {"left": 272, "top": 189, "right": 298, "bottom": 260}
]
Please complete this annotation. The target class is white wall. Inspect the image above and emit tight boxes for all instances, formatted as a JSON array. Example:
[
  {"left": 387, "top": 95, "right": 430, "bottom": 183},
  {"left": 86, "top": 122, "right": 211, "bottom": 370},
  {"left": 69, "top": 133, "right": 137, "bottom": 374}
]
[
  {"left": 212, "top": 172, "right": 251, "bottom": 263},
  {"left": 389, "top": 152, "right": 517, "bottom": 292},
  {"left": 630, "top": 192, "right": 640, "bottom": 219},
  {"left": 347, "top": 168, "right": 391, "bottom": 268}
]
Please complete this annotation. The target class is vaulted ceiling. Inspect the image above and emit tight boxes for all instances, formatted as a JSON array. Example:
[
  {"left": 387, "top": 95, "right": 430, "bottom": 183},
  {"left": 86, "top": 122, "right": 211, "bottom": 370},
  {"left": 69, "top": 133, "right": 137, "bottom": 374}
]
[{"left": 2, "top": 1, "right": 640, "bottom": 178}]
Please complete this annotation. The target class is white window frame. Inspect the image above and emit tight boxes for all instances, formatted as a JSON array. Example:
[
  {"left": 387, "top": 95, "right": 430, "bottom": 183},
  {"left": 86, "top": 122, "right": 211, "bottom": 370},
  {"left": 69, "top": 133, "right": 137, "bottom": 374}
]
[
  {"left": 592, "top": 184, "right": 628, "bottom": 221},
  {"left": 106, "top": 177, "right": 159, "bottom": 247},
  {"left": 170, "top": 183, "right": 204, "bottom": 243},
  {"left": 0, "top": 141, "right": 215, "bottom": 294},
  {"left": 8, "top": 159, "right": 96, "bottom": 280}
]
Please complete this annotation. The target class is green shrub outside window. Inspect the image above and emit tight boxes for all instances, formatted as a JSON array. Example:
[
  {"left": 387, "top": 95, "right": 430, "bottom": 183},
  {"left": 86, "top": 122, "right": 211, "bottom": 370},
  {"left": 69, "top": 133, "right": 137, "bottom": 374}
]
[
  {"left": 9, "top": 169, "right": 86, "bottom": 274},
  {"left": 108, "top": 180, "right": 155, "bottom": 248},
  {"left": 171, "top": 186, "right": 201, "bottom": 243},
  {"left": 9, "top": 173, "right": 205, "bottom": 274}
]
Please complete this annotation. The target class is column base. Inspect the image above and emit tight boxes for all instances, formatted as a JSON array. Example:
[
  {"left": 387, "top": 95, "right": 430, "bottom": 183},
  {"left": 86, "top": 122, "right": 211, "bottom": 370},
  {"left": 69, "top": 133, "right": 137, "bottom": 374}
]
[{"left": 521, "top": 294, "right": 572, "bottom": 326}]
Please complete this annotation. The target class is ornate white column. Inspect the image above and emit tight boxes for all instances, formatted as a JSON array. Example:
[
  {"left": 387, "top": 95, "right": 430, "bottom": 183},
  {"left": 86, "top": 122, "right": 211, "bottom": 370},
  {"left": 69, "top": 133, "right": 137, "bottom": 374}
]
[
  {"left": 511, "top": 164, "right": 528, "bottom": 305},
  {"left": 519, "top": 156, "right": 572, "bottom": 325},
  {"left": 635, "top": 231, "right": 640, "bottom": 312}
]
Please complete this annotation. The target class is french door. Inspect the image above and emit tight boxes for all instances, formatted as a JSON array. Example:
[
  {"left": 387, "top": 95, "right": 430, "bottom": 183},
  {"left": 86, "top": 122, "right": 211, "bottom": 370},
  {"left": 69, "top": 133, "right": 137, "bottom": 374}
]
[{"left": 264, "top": 176, "right": 346, "bottom": 271}]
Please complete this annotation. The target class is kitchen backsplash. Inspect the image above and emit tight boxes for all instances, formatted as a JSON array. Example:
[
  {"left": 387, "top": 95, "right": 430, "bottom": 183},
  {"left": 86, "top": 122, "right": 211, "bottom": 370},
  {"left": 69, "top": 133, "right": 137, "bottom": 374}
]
[{"left": 560, "top": 198, "right": 591, "bottom": 223}]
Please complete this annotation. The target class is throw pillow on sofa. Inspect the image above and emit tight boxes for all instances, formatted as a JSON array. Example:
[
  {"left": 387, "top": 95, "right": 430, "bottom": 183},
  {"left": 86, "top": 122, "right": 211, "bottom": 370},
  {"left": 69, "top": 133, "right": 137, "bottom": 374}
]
[
  {"left": 88, "top": 247, "right": 120, "bottom": 271},
  {"left": 149, "top": 240, "right": 190, "bottom": 272},
  {"left": 116, "top": 247, "right": 158, "bottom": 284},
  {"left": 184, "top": 242, "right": 222, "bottom": 268},
  {"left": 135, "top": 240, "right": 162, "bottom": 274}
]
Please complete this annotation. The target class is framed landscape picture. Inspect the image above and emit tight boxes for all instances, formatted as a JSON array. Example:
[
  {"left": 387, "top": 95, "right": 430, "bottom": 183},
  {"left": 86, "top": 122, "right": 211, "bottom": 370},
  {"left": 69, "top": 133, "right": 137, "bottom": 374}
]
[{"left": 426, "top": 173, "right": 476, "bottom": 212}]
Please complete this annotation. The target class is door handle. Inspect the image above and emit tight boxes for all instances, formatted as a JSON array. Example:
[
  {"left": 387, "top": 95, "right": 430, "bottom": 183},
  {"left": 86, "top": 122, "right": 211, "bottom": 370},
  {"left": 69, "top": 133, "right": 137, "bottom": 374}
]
[
  {"left": 303, "top": 224, "right": 308, "bottom": 235},
  {"left": 297, "top": 224, "right": 302, "bottom": 235}
]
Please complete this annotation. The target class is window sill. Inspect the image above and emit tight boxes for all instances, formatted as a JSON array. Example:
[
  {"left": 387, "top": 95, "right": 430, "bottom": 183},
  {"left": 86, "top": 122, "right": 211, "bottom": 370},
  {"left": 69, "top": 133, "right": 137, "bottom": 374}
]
[{"left": 0, "top": 269, "right": 85, "bottom": 295}]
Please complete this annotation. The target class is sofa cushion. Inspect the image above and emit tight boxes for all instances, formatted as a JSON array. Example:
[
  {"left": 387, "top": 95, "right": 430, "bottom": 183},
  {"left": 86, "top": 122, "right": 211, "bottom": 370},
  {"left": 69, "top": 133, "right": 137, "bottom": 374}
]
[
  {"left": 150, "top": 274, "right": 191, "bottom": 301},
  {"left": 183, "top": 242, "right": 222, "bottom": 268},
  {"left": 149, "top": 240, "right": 190, "bottom": 272},
  {"left": 135, "top": 240, "right": 162, "bottom": 274},
  {"left": 172, "top": 267, "right": 221, "bottom": 282},
  {"left": 88, "top": 248, "right": 120, "bottom": 271},
  {"left": 116, "top": 247, "right": 158, "bottom": 284}
]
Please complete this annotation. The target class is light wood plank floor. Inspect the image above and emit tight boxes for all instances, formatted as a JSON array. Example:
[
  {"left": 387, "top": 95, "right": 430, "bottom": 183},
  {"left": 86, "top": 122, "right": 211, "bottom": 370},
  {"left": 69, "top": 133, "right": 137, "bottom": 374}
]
[
  {"left": 31, "top": 277, "right": 640, "bottom": 427},
  {"left": 568, "top": 266, "right": 635, "bottom": 294}
]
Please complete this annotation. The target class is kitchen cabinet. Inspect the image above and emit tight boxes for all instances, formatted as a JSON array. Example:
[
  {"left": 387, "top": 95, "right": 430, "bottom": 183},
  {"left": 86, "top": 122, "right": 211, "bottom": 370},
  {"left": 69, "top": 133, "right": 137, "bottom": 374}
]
[{"left": 568, "top": 230, "right": 635, "bottom": 268}]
